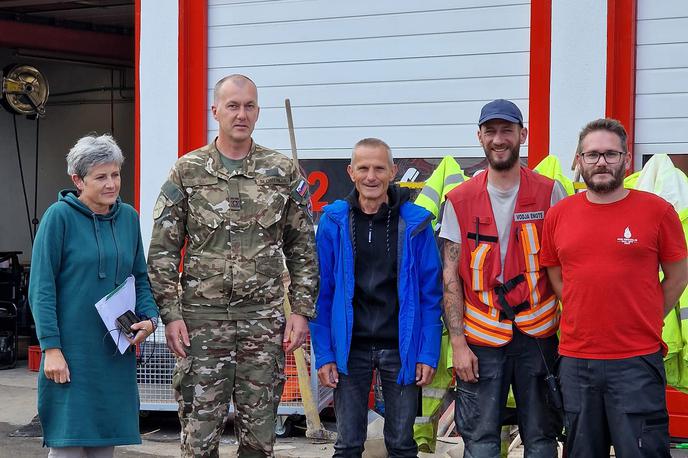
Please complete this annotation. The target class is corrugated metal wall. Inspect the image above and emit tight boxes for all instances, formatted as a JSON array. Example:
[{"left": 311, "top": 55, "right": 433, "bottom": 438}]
[
  {"left": 206, "top": 0, "right": 531, "bottom": 160},
  {"left": 635, "top": 1, "right": 688, "bottom": 158}
]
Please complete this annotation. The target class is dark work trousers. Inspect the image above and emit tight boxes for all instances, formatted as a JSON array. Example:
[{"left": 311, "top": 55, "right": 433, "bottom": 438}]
[
  {"left": 454, "top": 328, "right": 562, "bottom": 458},
  {"left": 558, "top": 351, "right": 670, "bottom": 458},
  {"left": 333, "top": 347, "right": 419, "bottom": 458}
]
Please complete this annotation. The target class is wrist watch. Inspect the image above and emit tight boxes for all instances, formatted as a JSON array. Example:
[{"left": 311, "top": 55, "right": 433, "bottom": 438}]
[{"left": 148, "top": 316, "right": 158, "bottom": 331}]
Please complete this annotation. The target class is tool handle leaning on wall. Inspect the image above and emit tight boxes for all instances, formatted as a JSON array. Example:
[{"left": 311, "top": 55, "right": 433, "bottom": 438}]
[{"left": 283, "top": 98, "right": 337, "bottom": 441}]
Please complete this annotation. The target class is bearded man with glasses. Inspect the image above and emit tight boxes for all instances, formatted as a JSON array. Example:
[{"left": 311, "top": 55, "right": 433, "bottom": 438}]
[{"left": 540, "top": 118, "right": 688, "bottom": 457}]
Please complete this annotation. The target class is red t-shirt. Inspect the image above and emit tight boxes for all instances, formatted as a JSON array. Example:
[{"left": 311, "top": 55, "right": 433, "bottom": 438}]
[{"left": 540, "top": 190, "right": 687, "bottom": 359}]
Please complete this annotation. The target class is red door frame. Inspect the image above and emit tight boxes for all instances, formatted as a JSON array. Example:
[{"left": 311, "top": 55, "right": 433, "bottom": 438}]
[
  {"left": 527, "top": 0, "right": 552, "bottom": 168},
  {"left": 605, "top": 0, "right": 637, "bottom": 170},
  {"left": 528, "top": 0, "right": 637, "bottom": 169},
  {"left": 178, "top": 0, "right": 208, "bottom": 158}
]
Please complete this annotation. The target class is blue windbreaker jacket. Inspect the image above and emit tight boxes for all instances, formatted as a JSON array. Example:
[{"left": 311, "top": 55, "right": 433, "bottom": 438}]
[{"left": 309, "top": 198, "right": 443, "bottom": 385}]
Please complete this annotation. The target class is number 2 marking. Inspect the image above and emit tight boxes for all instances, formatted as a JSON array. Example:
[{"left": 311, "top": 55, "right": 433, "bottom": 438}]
[{"left": 308, "top": 171, "right": 328, "bottom": 212}]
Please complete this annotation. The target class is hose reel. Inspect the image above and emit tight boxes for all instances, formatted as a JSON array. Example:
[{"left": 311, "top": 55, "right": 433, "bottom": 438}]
[
  {"left": 1, "top": 64, "right": 48, "bottom": 244},
  {"left": 1, "top": 64, "right": 49, "bottom": 117}
]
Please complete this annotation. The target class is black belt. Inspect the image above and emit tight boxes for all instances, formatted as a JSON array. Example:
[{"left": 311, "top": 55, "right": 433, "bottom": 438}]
[
  {"left": 494, "top": 274, "right": 529, "bottom": 321},
  {"left": 498, "top": 301, "right": 530, "bottom": 321}
]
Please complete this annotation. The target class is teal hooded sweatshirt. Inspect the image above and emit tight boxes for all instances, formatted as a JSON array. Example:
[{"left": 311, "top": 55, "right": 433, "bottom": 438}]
[{"left": 28, "top": 190, "right": 158, "bottom": 447}]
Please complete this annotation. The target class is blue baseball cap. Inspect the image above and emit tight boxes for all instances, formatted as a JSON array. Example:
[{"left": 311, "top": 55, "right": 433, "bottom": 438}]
[{"left": 478, "top": 99, "right": 523, "bottom": 126}]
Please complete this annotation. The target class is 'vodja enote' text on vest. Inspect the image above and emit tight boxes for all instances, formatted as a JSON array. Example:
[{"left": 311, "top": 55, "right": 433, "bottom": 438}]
[{"left": 445, "top": 167, "right": 560, "bottom": 346}]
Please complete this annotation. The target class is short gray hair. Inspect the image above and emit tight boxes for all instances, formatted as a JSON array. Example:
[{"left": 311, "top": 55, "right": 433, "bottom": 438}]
[
  {"left": 213, "top": 74, "right": 257, "bottom": 104},
  {"left": 352, "top": 138, "right": 394, "bottom": 165},
  {"left": 66, "top": 134, "right": 124, "bottom": 178}
]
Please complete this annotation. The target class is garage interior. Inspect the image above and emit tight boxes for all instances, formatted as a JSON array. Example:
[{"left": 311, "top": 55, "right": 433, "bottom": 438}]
[{"left": 0, "top": 0, "right": 136, "bottom": 365}]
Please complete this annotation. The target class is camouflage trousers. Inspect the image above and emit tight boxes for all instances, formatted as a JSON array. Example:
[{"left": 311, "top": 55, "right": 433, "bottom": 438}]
[{"left": 172, "top": 316, "right": 286, "bottom": 458}]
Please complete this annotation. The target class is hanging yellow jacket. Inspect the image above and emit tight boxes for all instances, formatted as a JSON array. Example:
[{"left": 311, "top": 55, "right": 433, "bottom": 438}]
[
  {"left": 533, "top": 155, "right": 576, "bottom": 196},
  {"left": 676, "top": 207, "right": 688, "bottom": 392},
  {"left": 415, "top": 156, "right": 467, "bottom": 230},
  {"left": 413, "top": 156, "right": 467, "bottom": 452},
  {"left": 624, "top": 170, "right": 641, "bottom": 189},
  {"left": 412, "top": 331, "right": 454, "bottom": 453},
  {"left": 629, "top": 154, "right": 688, "bottom": 390}
]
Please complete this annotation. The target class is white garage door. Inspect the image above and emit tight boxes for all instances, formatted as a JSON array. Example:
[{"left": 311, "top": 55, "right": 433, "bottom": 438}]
[
  {"left": 635, "top": 1, "right": 688, "bottom": 162},
  {"left": 207, "top": 0, "right": 532, "bottom": 161}
]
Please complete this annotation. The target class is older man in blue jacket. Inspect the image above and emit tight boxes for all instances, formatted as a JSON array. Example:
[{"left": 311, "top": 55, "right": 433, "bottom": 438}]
[{"left": 310, "top": 138, "right": 443, "bottom": 458}]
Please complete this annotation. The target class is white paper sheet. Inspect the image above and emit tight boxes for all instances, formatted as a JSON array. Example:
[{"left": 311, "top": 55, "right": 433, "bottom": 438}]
[{"left": 95, "top": 275, "right": 136, "bottom": 354}]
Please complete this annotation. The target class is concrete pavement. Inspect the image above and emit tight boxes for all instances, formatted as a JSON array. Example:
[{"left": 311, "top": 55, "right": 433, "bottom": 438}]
[
  {"left": 0, "top": 361, "right": 336, "bottom": 457},
  {"left": 3, "top": 361, "right": 687, "bottom": 457}
]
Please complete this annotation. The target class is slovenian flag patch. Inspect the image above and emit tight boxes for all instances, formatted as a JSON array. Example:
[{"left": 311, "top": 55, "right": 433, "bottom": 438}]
[{"left": 296, "top": 179, "right": 308, "bottom": 197}]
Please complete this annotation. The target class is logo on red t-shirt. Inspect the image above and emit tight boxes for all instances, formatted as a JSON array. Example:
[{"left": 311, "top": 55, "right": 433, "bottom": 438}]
[{"left": 617, "top": 226, "right": 638, "bottom": 245}]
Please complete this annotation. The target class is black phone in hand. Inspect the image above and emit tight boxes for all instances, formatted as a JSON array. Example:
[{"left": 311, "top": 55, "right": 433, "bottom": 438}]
[{"left": 116, "top": 310, "right": 141, "bottom": 336}]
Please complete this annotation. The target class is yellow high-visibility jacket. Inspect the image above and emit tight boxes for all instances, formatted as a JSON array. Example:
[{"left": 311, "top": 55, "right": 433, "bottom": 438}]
[
  {"left": 413, "top": 156, "right": 467, "bottom": 452},
  {"left": 533, "top": 155, "right": 575, "bottom": 196},
  {"left": 415, "top": 156, "right": 467, "bottom": 230},
  {"left": 626, "top": 154, "right": 688, "bottom": 391}
]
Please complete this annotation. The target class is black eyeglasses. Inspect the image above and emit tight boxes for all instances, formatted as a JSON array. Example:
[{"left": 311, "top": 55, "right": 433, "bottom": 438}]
[{"left": 579, "top": 150, "right": 625, "bottom": 164}]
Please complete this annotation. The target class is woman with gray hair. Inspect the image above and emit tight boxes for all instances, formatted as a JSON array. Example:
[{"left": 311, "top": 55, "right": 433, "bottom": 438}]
[{"left": 28, "top": 134, "right": 159, "bottom": 458}]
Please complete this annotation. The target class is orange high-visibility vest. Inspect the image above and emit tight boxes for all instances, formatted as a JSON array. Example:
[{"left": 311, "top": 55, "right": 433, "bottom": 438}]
[{"left": 445, "top": 167, "right": 560, "bottom": 346}]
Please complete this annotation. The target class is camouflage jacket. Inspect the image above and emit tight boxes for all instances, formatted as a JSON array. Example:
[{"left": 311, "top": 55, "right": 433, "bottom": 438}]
[{"left": 147, "top": 141, "right": 318, "bottom": 324}]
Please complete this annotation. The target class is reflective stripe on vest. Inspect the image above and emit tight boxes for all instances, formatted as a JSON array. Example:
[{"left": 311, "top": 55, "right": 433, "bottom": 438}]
[
  {"left": 445, "top": 172, "right": 465, "bottom": 187},
  {"left": 465, "top": 303, "right": 513, "bottom": 346},
  {"left": 465, "top": 296, "right": 559, "bottom": 345},
  {"left": 513, "top": 295, "right": 559, "bottom": 336},
  {"left": 470, "top": 243, "right": 491, "bottom": 291},
  {"left": 418, "top": 186, "right": 440, "bottom": 213},
  {"left": 420, "top": 387, "right": 447, "bottom": 399},
  {"left": 681, "top": 308, "right": 688, "bottom": 320},
  {"left": 520, "top": 223, "right": 541, "bottom": 306},
  {"left": 465, "top": 225, "right": 559, "bottom": 345},
  {"left": 414, "top": 416, "right": 433, "bottom": 424},
  {"left": 480, "top": 290, "right": 495, "bottom": 307}
]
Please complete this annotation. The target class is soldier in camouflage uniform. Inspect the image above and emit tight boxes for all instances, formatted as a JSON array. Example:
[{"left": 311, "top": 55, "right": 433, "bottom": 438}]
[{"left": 147, "top": 74, "right": 318, "bottom": 458}]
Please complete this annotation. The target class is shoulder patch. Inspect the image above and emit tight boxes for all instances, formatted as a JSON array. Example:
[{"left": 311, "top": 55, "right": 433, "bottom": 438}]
[
  {"left": 153, "top": 194, "right": 166, "bottom": 219},
  {"left": 161, "top": 180, "right": 185, "bottom": 204},
  {"left": 291, "top": 178, "right": 313, "bottom": 219},
  {"left": 291, "top": 178, "right": 309, "bottom": 202}
]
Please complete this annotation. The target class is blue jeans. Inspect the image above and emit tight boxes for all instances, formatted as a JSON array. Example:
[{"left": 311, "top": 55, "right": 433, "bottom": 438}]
[{"left": 333, "top": 347, "right": 419, "bottom": 458}]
